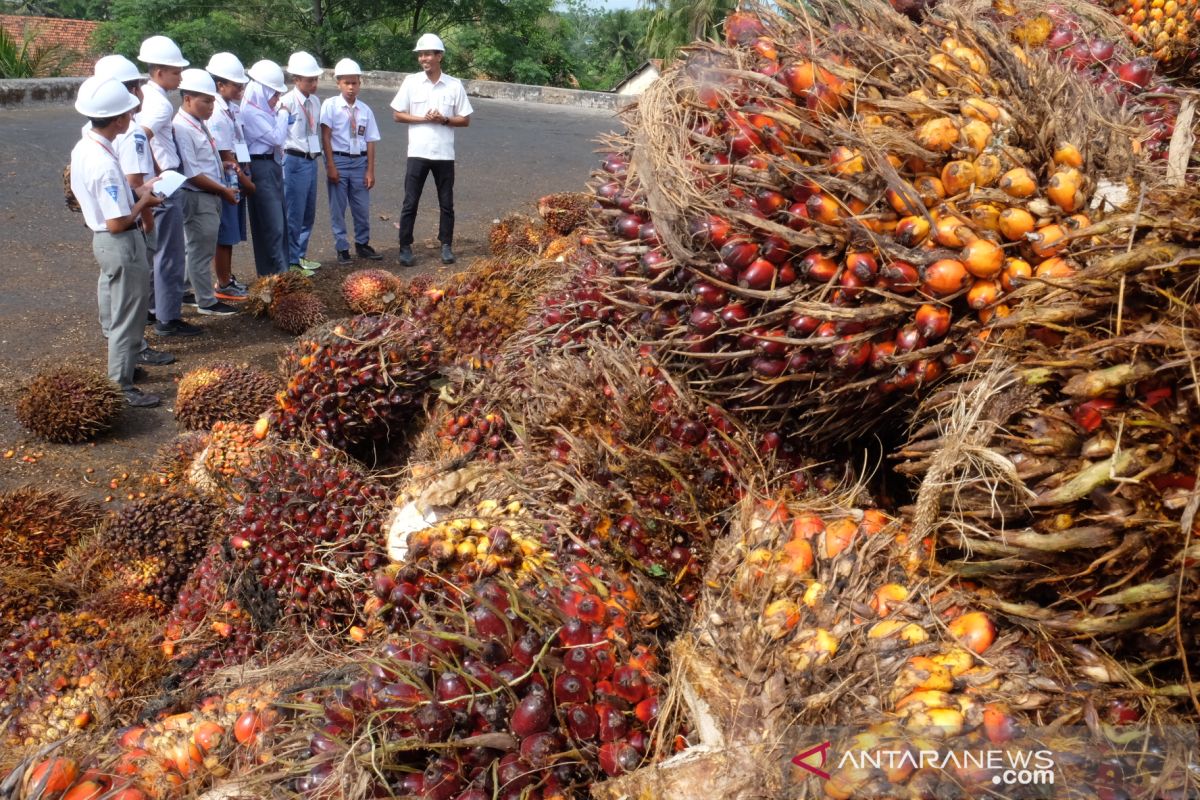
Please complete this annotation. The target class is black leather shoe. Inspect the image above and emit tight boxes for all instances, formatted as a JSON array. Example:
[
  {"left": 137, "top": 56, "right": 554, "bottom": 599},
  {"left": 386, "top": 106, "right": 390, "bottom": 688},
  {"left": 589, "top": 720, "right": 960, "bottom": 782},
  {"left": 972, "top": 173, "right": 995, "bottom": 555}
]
[
  {"left": 337, "top": 250, "right": 353, "bottom": 265},
  {"left": 398, "top": 245, "right": 414, "bottom": 267},
  {"left": 356, "top": 243, "right": 383, "bottom": 261},
  {"left": 123, "top": 387, "right": 161, "bottom": 407},
  {"left": 137, "top": 347, "right": 176, "bottom": 366},
  {"left": 441, "top": 244, "right": 456, "bottom": 265},
  {"left": 133, "top": 366, "right": 148, "bottom": 382}
]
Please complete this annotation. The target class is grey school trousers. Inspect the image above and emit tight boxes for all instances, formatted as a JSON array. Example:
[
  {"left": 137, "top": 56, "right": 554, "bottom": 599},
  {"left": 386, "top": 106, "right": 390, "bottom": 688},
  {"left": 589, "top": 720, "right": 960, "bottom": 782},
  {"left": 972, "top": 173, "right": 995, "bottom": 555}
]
[
  {"left": 247, "top": 157, "right": 288, "bottom": 275},
  {"left": 148, "top": 193, "right": 186, "bottom": 322},
  {"left": 92, "top": 228, "right": 150, "bottom": 391},
  {"left": 182, "top": 190, "right": 221, "bottom": 309}
]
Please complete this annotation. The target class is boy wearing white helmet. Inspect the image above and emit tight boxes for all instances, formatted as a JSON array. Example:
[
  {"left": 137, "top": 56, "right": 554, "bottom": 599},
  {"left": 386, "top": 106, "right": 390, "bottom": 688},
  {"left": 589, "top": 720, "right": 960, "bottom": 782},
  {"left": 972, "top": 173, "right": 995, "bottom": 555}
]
[
  {"left": 241, "top": 59, "right": 292, "bottom": 275},
  {"left": 390, "top": 33, "right": 472, "bottom": 266},
  {"left": 319, "top": 57, "right": 383, "bottom": 265},
  {"left": 206, "top": 52, "right": 255, "bottom": 301},
  {"left": 70, "top": 76, "right": 164, "bottom": 408},
  {"left": 136, "top": 35, "right": 203, "bottom": 338},
  {"left": 91, "top": 55, "right": 176, "bottom": 371},
  {"left": 281, "top": 51, "right": 325, "bottom": 272},
  {"left": 174, "top": 69, "right": 241, "bottom": 317}
]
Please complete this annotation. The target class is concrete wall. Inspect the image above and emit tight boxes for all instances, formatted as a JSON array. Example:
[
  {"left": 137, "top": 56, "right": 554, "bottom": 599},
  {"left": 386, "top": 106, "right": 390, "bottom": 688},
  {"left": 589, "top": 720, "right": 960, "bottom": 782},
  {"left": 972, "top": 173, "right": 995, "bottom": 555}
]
[{"left": 0, "top": 71, "right": 628, "bottom": 111}]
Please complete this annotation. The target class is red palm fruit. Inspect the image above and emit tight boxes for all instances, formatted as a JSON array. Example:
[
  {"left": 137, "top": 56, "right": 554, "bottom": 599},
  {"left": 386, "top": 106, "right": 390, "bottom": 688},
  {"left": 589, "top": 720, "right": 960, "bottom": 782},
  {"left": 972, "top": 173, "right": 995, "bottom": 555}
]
[
  {"left": 759, "top": 234, "right": 792, "bottom": 264},
  {"left": 497, "top": 754, "right": 535, "bottom": 791},
  {"left": 563, "top": 647, "right": 598, "bottom": 679},
  {"left": 788, "top": 314, "right": 820, "bottom": 336},
  {"left": 602, "top": 153, "right": 628, "bottom": 174},
  {"left": 613, "top": 214, "right": 642, "bottom": 240},
  {"left": 512, "top": 630, "right": 545, "bottom": 667},
  {"left": 833, "top": 338, "right": 871, "bottom": 373},
  {"left": 596, "top": 181, "right": 622, "bottom": 207},
  {"left": 895, "top": 326, "right": 925, "bottom": 353},
  {"left": 555, "top": 673, "right": 594, "bottom": 704},
  {"left": 740, "top": 259, "right": 777, "bottom": 290},
  {"left": 437, "top": 672, "right": 470, "bottom": 710},
  {"left": 754, "top": 329, "right": 788, "bottom": 356},
  {"left": 879, "top": 260, "right": 919, "bottom": 293},
  {"left": 511, "top": 693, "right": 554, "bottom": 737},
  {"left": 640, "top": 250, "right": 672, "bottom": 277},
  {"left": 689, "top": 307, "right": 720, "bottom": 335},
  {"left": 719, "top": 302, "right": 750, "bottom": 326},
  {"left": 573, "top": 593, "right": 605, "bottom": 623},
  {"left": 634, "top": 696, "right": 660, "bottom": 725},
  {"left": 415, "top": 701, "right": 454, "bottom": 741},
  {"left": 566, "top": 703, "right": 601, "bottom": 740},
  {"left": 234, "top": 710, "right": 265, "bottom": 745},
  {"left": 839, "top": 269, "right": 868, "bottom": 300},
  {"left": 692, "top": 281, "right": 727, "bottom": 308},
  {"left": 598, "top": 742, "right": 642, "bottom": 777},
  {"left": 613, "top": 666, "right": 649, "bottom": 704},
  {"left": 469, "top": 605, "right": 508, "bottom": 640},
  {"left": 689, "top": 214, "right": 731, "bottom": 247},
  {"left": 638, "top": 221, "right": 660, "bottom": 245},
  {"left": 456, "top": 790, "right": 490, "bottom": 800},
  {"left": 558, "top": 617, "right": 591, "bottom": 648},
  {"left": 423, "top": 759, "right": 465, "bottom": 800},
  {"left": 914, "top": 304, "right": 951, "bottom": 340},
  {"left": 756, "top": 190, "right": 789, "bottom": 216},
  {"left": 597, "top": 703, "right": 629, "bottom": 742},
  {"left": 783, "top": 202, "right": 810, "bottom": 230},
  {"left": 752, "top": 357, "right": 787, "bottom": 378},
  {"left": 846, "top": 251, "right": 879, "bottom": 281},
  {"left": 594, "top": 648, "right": 617, "bottom": 679},
  {"left": 521, "top": 731, "right": 566, "bottom": 768},
  {"left": 869, "top": 339, "right": 896, "bottom": 371},
  {"left": 720, "top": 238, "right": 759, "bottom": 270},
  {"left": 800, "top": 253, "right": 839, "bottom": 283},
  {"left": 777, "top": 261, "right": 797, "bottom": 285},
  {"left": 713, "top": 261, "right": 736, "bottom": 282}
]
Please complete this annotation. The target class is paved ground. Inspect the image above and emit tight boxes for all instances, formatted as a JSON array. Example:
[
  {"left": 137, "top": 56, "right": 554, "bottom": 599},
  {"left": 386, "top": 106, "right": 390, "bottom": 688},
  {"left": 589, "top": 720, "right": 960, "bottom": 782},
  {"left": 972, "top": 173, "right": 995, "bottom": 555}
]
[{"left": 0, "top": 90, "right": 620, "bottom": 497}]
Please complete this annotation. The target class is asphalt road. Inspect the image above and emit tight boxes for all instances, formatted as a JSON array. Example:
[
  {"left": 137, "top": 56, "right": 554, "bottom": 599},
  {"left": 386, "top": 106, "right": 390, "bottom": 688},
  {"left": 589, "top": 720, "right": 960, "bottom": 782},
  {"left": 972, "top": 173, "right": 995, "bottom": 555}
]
[{"left": 0, "top": 89, "right": 620, "bottom": 495}]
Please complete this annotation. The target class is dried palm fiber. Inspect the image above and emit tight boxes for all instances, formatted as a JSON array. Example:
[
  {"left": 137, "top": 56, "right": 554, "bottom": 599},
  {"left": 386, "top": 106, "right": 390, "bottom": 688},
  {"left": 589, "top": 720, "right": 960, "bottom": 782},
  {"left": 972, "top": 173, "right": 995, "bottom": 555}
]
[
  {"left": 151, "top": 430, "right": 211, "bottom": 486},
  {"left": 583, "top": 0, "right": 1167, "bottom": 451},
  {"left": 0, "top": 564, "right": 75, "bottom": 641},
  {"left": 0, "top": 611, "right": 165, "bottom": 772},
  {"left": 0, "top": 485, "right": 105, "bottom": 576},
  {"left": 597, "top": 492, "right": 1198, "bottom": 799},
  {"left": 488, "top": 212, "right": 553, "bottom": 257}
]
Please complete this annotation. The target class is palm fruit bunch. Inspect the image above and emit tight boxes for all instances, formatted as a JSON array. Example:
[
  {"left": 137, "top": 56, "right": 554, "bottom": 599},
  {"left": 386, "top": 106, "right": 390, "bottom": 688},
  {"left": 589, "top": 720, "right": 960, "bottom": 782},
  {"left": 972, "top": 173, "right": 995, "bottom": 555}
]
[
  {"left": 243, "top": 271, "right": 313, "bottom": 317},
  {"left": 57, "top": 487, "right": 218, "bottom": 618},
  {"left": 228, "top": 448, "right": 388, "bottom": 634},
  {"left": 0, "top": 611, "right": 158, "bottom": 759},
  {"left": 0, "top": 485, "right": 104, "bottom": 575},
  {"left": 0, "top": 565, "right": 72, "bottom": 641},
  {"left": 162, "top": 540, "right": 267, "bottom": 683},
  {"left": 1110, "top": 0, "right": 1200, "bottom": 67},
  {"left": 285, "top": 559, "right": 664, "bottom": 798},
  {"left": 543, "top": 230, "right": 583, "bottom": 262},
  {"left": 433, "top": 396, "right": 512, "bottom": 461},
  {"left": 999, "top": 0, "right": 1183, "bottom": 160},
  {"left": 269, "top": 290, "right": 328, "bottom": 335},
  {"left": 151, "top": 431, "right": 211, "bottom": 486},
  {"left": 270, "top": 314, "right": 438, "bottom": 457},
  {"left": 187, "top": 420, "right": 269, "bottom": 498},
  {"left": 341, "top": 267, "right": 401, "bottom": 313},
  {"left": 538, "top": 191, "right": 595, "bottom": 236},
  {"left": 174, "top": 361, "right": 281, "bottom": 430},
  {"left": 580, "top": 0, "right": 1157, "bottom": 451},
  {"left": 489, "top": 212, "right": 554, "bottom": 256},
  {"left": 15, "top": 366, "right": 123, "bottom": 443}
]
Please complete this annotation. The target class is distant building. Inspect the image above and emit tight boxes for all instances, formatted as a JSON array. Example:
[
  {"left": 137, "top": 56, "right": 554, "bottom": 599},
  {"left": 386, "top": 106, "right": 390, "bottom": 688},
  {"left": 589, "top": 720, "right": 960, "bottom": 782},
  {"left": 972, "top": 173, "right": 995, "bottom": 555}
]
[
  {"left": 0, "top": 15, "right": 101, "bottom": 76},
  {"left": 611, "top": 59, "right": 662, "bottom": 96}
]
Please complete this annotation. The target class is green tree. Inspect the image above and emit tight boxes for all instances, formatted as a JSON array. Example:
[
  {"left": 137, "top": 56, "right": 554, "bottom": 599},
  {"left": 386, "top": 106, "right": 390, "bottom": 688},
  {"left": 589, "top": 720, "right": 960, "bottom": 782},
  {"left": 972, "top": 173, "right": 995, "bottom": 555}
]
[
  {"left": 640, "top": 0, "right": 733, "bottom": 60},
  {"left": 0, "top": 22, "right": 78, "bottom": 76}
]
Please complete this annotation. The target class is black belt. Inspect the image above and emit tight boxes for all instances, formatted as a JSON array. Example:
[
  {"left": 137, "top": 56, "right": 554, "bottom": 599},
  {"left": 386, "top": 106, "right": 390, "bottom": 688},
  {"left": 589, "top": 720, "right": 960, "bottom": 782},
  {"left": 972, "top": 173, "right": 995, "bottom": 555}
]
[
  {"left": 332, "top": 151, "right": 365, "bottom": 158},
  {"left": 249, "top": 153, "right": 275, "bottom": 161},
  {"left": 285, "top": 149, "right": 320, "bottom": 160}
]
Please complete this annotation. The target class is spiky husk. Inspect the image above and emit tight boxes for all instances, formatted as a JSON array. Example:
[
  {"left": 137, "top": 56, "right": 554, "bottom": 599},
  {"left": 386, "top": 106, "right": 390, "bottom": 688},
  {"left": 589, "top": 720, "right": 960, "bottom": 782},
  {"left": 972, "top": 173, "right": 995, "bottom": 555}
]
[
  {"left": 0, "top": 486, "right": 105, "bottom": 574},
  {"left": 243, "top": 272, "right": 314, "bottom": 317},
  {"left": 488, "top": 213, "right": 553, "bottom": 257},
  {"left": 174, "top": 362, "right": 281, "bottom": 431},
  {"left": 15, "top": 366, "right": 123, "bottom": 443},
  {"left": 341, "top": 268, "right": 401, "bottom": 314},
  {"left": 271, "top": 314, "right": 438, "bottom": 457},
  {"left": 538, "top": 191, "right": 595, "bottom": 236},
  {"left": 270, "top": 291, "right": 328, "bottom": 335}
]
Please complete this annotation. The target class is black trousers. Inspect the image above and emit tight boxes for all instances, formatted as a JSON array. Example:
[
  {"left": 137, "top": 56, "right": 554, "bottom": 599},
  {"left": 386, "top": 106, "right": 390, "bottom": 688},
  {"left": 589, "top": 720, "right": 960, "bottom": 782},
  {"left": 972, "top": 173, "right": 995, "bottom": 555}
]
[{"left": 397, "top": 157, "right": 455, "bottom": 247}]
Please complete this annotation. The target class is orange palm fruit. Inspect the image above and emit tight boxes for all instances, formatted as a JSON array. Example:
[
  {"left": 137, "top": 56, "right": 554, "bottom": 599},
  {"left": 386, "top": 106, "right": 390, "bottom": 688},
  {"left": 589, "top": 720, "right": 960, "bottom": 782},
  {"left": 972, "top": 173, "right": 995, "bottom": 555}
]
[
  {"left": 1000, "top": 257, "right": 1032, "bottom": 292},
  {"left": 947, "top": 611, "right": 996, "bottom": 654},
  {"left": 959, "top": 119, "right": 992, "bottom": 155},
  {"left": 933, "top": 212, "right": 969, "bottom": 247},
  {"left": 940, "top": 160, "right": 976, "bottom": 194},
  {"left": 968, "top": 201, "right": 1003, "bottom": 232},
  {"left": 972, "top": 153, "right": 1002, "bottom": 186},
  {"left": 886, "top": 182, "right": 924, "bottom": 215},
  {"left": 1029, "top": 223, "right": 1066, "bottom": 258},
  {"left": 921, "top": 259, "right": 970, "bottom": 296},
  {"left": 1046, "top": 167, "right": 1084, "bottom": 212},
  {"left": 961, "top": 237, "right": 1004, "bottom": 278},
  {"left": 895, "top": 215, "right": 931, "bottom": 246},
  {"left": 761, "top": 598, "right": 802, "bottom": 639},
  {"left": 823, "top": 517, "right": 858, "bottom": 558},
  {"left": 913, "top": 175, "right": 946, "bottom": 206},
  {"left": 829, "top": 146, "right": 865, "bottom": 176},
  {"left": 780, "top": 534, "right": 815, "bottom": 578},
  {"left": 951, "top": 46, "right": 989, "bottom": 75},
  {"left": 1034, "top": 256, "right": 1075, "bottom": 279},
  {"left": 960, "top": 97, "right": 1002, "bottom": 122},
  {"left": 997, "top": 207, "right": 1035, "bottom": 241},
  {"left": 967, "top": 279, "right": 1002, "bottom": 309},
  {"left": 28, "top": 759, "right": 80, "bottom": 796},
  {"left": 999, "top": 167, "right": 1037, "bottom": 198},
  {"left": 1052, "top": 142, "right": 1083, "bottom": 168},
  {"left": 916, "top": 117, "right": 960, "bottom": 152},
  {"left": 869, "top": 583, "right": 910, "bottom": 616},
  {"left": 792, "top": 513, "right": 825, "bottom": 539}
]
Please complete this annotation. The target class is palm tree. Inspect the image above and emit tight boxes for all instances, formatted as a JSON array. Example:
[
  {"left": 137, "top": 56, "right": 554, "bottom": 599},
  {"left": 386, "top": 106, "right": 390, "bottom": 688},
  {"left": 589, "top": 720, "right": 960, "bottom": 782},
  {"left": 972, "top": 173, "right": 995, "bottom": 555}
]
[
  {"left": 0, "top": 25, "right": 77, "bottom": 78},
  {"left": 640, "top": 0, "right": 735, "bottom": 61},
  {"left": 595, "top": 8, "right": 645, "bottom": 74}
]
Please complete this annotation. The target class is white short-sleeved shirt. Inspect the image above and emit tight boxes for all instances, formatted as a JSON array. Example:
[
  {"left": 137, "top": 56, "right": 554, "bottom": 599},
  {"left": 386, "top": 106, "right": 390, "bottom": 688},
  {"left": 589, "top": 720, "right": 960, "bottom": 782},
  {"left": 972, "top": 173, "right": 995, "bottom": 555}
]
[
  {"left": 137, "top": 81, "right": 181, "bottom": 171},
  {"left": 118, "top": 128, "right": 155, "bottom": 178},
  {"left": 281, "top": 88, "right": 322, "bottom": 154},
  {"left": 389, "top": 71, "right": 472, "bottom": 160},
  {"left": 173, "top": 110, "right": 223, "bottom": 188},
  {"left": 319, "top": 95, "right": 380, "bottom": 155},
  {"left": 211, "top": 96, "right": 246, "bottom": 157},
  {"left": 71, "top": 132, "right": 133, "bottom": 233}
]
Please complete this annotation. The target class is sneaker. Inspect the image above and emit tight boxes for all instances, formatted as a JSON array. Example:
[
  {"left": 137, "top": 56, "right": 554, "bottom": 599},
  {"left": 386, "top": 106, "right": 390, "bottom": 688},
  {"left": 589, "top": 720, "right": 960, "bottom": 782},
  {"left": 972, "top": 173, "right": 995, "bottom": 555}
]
[
  {"left": 181, "top": 291, "right": 197, "bottom": 307},
  {"left": 154, "top": 318, "right": 203, "bottom": 337},
  {"left": 215, "top": 281, "right": 248, "bottom": 301},
  {"left": 229, "top": 275, "right": 249, "bottom": 292},
  {"left": 337, "top": 249, "right": 353, "bottom": 265},
  {"left": 398, "top": 245, "right": 414, "bottom": 267},
  {"left": 123, "top": 387, "right": 161, "bottom": 408},
  {"left": 441, "top": 244, "right": 456, "bottom": 265},
  {"left": 146, "top": 311, "right": 157, "bottom": 325},
  {"left": 289, "top": 265, "right": 316, "bottom": 276},
  {"left": 137, "top": 347, "right": 176, "bottom": 366},
  {"left": 197, "top": 301, "right": 239, "bottom": 316},
  {"left": 356, "top": 243, "right": 383, "bottom": 261},
  {"left": 299, "top": 257, "right": 322, "bottom": 271}
]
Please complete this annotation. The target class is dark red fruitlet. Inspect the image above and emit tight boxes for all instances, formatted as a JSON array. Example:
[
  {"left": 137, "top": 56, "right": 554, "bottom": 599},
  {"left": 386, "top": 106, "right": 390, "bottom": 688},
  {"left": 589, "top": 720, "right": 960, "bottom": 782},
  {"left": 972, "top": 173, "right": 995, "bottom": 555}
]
[{"left": 510, "top": 692, "right": 553, "bottom": 737}]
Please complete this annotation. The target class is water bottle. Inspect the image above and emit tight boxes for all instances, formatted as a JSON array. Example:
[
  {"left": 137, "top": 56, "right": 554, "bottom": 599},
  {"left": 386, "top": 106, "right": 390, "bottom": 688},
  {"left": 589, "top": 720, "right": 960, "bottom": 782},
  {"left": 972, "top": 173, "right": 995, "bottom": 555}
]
[{"left": 225, "top": 164, "right": 240, "bottom": 203}]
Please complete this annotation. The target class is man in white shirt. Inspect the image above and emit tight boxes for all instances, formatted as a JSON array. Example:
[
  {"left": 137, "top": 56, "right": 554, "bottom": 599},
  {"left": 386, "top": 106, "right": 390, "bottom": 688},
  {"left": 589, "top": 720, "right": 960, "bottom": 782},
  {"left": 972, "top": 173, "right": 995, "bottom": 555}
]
[
  {"left": 390, "top": 33, "right": 473, "bottom": 266},
  {"left": 70, "top": 77, "right": 164, "bottom": 407},
  {"left": 281, "top": 52, "right": 324, "bottom": 272},
  {"left": 174, "top": 69, "right": 240, "bottom": 317},
  {"left": 136, "top": 35, "right": 202, "bottom": 338}
]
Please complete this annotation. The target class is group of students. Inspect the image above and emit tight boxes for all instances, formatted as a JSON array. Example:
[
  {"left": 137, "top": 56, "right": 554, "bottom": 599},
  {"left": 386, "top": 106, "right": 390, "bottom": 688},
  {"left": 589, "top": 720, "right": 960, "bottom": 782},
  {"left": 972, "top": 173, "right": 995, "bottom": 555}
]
[{"left": 70, "top": 33, "right": 473, "bottom": 409}]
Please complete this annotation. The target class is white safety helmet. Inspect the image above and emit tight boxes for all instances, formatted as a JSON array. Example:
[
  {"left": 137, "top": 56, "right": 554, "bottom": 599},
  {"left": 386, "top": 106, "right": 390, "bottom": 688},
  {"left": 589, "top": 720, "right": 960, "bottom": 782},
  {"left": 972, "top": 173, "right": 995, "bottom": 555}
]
[
  {"left": 93, "top": 54, "right": 143, "bottom": 84},
  {"left": 178, "top": 68, "right": 218, "bottom": 95},
  {"left": 75, "top": 76, "right": 140, "bottom": 117},
  {"left": 137, "top": 35, "right": 188, "bottom": 67},
  {"left": 333, "top": 58, "right": 362, "bottom": 77},
  {"left": 247, "top": 59, "right": 287, "bottom": 93},
  {"left": 413, "top": 33, "right": 445, "bottom": 52},
  {"left": 206, "top": 52, "right": 248, "bottom": 84},
  {"left": 286, "top": 51, "right": 322, "bottom": 77}
]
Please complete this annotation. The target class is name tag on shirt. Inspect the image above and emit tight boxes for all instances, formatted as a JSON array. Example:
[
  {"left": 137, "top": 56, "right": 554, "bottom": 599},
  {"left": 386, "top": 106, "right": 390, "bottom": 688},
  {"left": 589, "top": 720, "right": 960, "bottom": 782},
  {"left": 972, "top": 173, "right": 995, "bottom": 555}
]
[
  {"left": 234, "top": 142, "right": 251, "bottom": 163},
  {"left": 307, "top": 134, "right": 321, "bottom": 154}
]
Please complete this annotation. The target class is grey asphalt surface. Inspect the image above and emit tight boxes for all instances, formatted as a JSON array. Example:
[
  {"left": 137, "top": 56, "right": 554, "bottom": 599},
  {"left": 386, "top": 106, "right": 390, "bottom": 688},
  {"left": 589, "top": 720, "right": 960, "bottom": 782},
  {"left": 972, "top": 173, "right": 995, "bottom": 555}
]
[{"left": 0, "top": 89, "right": 620, "bottom": 495}]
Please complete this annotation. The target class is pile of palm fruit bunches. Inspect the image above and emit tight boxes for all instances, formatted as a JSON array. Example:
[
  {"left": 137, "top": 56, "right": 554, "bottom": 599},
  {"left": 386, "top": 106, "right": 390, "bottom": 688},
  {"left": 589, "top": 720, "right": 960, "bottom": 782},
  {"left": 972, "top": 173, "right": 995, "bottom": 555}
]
[{"left": 5, "top": 0, "right": 1200, "bottom": 798}]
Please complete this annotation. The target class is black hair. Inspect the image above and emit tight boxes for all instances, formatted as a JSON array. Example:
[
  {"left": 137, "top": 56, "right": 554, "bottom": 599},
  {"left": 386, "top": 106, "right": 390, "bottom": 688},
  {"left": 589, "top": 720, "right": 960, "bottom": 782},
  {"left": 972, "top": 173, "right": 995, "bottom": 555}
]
[
  {"left": 211, "top": 76, "right": 236, "bottom": 88},
  {"left": 122, "top": 79, "right": 143, "bottom": 91},
  {"left": 180, "top": 90, "right": 208, "bottom": 100},
  {"left": 87, "top": 114, "right": 123, "bottom": 128}
]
